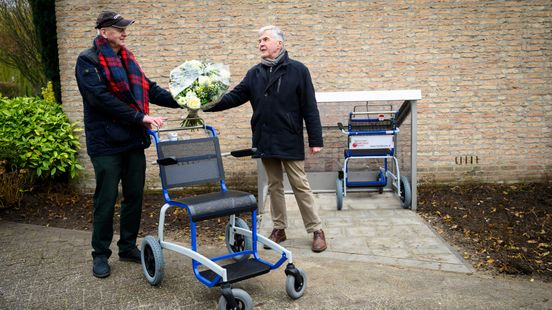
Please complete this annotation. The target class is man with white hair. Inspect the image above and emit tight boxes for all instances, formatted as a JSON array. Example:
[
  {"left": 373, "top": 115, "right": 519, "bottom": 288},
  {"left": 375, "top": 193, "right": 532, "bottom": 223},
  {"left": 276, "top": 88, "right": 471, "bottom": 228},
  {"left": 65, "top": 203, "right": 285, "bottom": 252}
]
[{"left": 207, "top": 25, "right": 327, "bottom": 252}]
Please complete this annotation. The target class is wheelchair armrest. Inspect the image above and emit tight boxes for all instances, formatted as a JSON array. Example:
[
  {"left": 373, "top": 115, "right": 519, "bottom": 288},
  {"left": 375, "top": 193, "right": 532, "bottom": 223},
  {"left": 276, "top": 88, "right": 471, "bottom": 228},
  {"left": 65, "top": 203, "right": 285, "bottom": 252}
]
[{"left": 156, "top": 156, "right": 178, "bottom": 166}]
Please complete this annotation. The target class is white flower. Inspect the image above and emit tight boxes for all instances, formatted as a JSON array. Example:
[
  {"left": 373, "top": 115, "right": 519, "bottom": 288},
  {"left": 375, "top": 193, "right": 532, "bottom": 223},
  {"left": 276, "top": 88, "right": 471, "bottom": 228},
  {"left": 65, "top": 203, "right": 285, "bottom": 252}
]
[
  {"left": 185, "top": 93, "right": 201, "bottom": 110},
  {"left": 176, "top": 95, "right": 187, "bottom": 108}
]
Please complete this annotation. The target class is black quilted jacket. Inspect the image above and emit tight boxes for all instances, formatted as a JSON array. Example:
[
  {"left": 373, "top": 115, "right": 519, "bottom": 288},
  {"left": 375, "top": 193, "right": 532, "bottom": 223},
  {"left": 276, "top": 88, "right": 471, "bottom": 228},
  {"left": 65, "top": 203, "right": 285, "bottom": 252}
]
[{"left": 207, "top": 52, "right": 323, "bottom": 160}]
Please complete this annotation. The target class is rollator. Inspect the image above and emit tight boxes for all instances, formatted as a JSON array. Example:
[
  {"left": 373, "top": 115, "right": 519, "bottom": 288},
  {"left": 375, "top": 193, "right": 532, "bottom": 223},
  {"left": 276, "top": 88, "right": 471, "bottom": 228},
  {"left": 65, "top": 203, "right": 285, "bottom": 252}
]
[
  {"left": 141, "top": 124, "right": 307, "bottom": 309},
  {"left": 336, "top": 101, "right": 412, "bottom": 210}
]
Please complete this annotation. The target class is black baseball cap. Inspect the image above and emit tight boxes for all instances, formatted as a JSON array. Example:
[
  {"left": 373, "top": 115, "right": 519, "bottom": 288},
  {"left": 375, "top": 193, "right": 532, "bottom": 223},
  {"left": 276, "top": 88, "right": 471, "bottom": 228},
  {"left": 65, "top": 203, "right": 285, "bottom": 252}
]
[{"left": 95, "top": 11, "right": 134, "bottom": 29}]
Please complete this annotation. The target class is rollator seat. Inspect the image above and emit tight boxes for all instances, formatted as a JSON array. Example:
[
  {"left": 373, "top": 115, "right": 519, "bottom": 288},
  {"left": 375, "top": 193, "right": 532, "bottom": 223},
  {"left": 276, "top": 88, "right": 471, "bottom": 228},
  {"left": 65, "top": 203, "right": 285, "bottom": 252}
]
[{"left": 176, "top": 190, "right": 257, "bottom": 222}]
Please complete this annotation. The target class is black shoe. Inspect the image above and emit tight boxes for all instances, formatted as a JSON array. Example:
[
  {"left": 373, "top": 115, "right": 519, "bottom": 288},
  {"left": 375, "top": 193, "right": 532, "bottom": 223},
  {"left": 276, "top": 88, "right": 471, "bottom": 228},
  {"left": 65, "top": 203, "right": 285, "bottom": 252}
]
[
  {"left": 92, "top": 256, "right": 111, "bottom": 278},
  {"left": 119, "top": 247, "right": 141, "bottom": 263}
]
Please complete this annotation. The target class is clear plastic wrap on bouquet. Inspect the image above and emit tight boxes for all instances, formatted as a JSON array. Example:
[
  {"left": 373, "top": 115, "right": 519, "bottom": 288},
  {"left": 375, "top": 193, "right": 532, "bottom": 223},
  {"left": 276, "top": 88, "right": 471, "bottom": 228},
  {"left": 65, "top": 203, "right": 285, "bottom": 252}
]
[{"left": 169, "top": 60, "right": 230, "bottom": 127}]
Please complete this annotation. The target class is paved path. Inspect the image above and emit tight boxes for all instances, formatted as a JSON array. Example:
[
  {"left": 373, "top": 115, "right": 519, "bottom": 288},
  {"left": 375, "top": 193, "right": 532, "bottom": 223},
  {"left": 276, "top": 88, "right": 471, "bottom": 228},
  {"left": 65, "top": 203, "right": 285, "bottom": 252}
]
[
  {"left": 1, "top": 193, "right": 551, "bottom": 309},
  {"left": 259, "top": 192, "right": 472, "bottom": 273}
]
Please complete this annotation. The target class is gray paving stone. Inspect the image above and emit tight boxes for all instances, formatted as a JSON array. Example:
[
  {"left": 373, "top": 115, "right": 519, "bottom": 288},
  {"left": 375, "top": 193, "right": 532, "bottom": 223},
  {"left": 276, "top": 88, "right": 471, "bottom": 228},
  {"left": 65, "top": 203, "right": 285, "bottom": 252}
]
[
  {"left": 2, "top": 193, "right": 552, "bottom": 309},
  {"left": 259, "top": 193, "right": 473, "bottom": 273}
]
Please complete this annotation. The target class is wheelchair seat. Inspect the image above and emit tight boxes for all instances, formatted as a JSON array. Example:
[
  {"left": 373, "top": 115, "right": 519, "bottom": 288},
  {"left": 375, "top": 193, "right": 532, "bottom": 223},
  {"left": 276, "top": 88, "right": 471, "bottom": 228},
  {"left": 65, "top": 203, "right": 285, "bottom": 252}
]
[{"left": 174, "top": 190, "right": 257, "bottom": 222}]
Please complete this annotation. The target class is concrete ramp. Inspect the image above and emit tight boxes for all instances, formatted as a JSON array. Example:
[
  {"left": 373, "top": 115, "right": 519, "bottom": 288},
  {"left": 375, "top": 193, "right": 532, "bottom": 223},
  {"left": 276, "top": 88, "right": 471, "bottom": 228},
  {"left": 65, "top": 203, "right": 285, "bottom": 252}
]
[{"left": 258, "top": 192, "right": 473, "bottom": 273}]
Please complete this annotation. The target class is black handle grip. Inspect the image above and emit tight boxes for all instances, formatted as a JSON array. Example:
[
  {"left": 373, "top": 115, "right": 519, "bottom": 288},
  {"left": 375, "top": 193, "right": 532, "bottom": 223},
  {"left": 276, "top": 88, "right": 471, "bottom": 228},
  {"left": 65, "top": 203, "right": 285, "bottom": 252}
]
[
  {"left": 156, "top": 156, "right": 178, "bottom": 166},
  {"left": 337, "top": 122, "right": 344, "bottom": 130},
  {"left": 230, "top": 147, "right": 258, "bottom": 158}
]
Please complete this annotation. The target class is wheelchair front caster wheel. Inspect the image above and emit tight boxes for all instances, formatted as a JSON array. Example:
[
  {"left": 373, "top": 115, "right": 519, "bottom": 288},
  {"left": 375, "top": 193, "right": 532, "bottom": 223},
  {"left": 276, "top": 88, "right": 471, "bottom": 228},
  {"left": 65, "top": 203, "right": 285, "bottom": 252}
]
[
  {"left": 285, "top": 267, "right": 307, "bottom": 299},
  {"left": 217, "top": 288, "right": 252, "bottom": 310}
]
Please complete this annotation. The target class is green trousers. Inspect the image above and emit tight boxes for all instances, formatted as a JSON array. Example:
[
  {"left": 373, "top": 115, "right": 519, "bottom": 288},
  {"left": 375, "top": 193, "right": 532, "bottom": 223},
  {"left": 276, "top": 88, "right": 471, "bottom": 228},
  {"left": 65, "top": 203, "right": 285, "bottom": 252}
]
[{"left": 90, "top": 149, "right": 146, "bottom": 258}]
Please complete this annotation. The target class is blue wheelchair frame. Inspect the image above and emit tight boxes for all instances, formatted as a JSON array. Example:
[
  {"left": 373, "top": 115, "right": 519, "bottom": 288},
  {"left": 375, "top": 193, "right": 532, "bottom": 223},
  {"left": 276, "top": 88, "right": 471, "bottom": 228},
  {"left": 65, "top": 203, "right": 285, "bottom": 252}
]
[
  {"left": 141, "top": 124, "right": 307, "bottom": 307},
  {"left": 336, "top": 101, "right": 412, "bottom": 210},
  {"left": 343, "top": 116, "right": 399, "bottom": 188}
]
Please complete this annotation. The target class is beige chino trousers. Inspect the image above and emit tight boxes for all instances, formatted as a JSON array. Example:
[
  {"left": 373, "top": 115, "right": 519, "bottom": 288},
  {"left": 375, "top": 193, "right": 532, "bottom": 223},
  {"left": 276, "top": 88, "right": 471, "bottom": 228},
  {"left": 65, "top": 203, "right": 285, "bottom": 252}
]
[{"left": 262, "top": 158, "right": 322, "bottom": 233}]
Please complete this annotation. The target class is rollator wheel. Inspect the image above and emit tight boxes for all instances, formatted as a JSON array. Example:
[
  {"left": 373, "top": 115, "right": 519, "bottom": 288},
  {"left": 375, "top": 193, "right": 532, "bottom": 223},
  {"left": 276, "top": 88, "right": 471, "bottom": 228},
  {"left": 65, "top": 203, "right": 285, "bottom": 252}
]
[
  {"left": 336, "top": 178, "right": 344, "bottom": 211},
  {"left": 217, "top": 288, "right": 252, "bottom": 310},
  {"left": 285, "top": 267, "right": 307, "bottom": 299},
  {"left": 400, "top": 176, "right": 412, "bottom": 209},
  {"left": 141, "top": 235, "right": 164, "bottom": 286},
  {"left": 225, "top": 217, "right": 252, "bottom": 262},
  {"left": 378, "top": 169, "right": 387, "bottom": 194}
]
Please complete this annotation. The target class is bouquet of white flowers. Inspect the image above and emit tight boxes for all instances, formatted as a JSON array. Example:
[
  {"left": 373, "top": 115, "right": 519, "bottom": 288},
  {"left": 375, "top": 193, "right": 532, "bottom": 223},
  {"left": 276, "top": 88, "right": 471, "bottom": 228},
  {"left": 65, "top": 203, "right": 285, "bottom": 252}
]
[{"left": 169, "top": 60, "right": 230, "bottom": 127}]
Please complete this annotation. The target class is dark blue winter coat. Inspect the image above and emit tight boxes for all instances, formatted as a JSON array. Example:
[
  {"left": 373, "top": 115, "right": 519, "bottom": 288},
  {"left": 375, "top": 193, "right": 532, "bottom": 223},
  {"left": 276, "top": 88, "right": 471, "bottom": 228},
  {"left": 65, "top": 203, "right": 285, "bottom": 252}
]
[
  {"left": 207, "top": 52, "right": 323, "bottom": 160},
  {"left": 75, "top": 45, "right": 179, "bottom": 157}
]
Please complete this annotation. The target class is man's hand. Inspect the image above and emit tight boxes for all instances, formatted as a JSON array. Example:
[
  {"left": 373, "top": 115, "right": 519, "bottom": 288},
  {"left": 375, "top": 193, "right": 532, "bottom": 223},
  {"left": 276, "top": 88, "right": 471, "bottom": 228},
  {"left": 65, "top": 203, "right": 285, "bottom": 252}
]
[
  {"left": 309, "top": 147, "right": 322, "bottom": 155},
  {"left": 143, "top": 115, "right": 165, "bottom": 129}
]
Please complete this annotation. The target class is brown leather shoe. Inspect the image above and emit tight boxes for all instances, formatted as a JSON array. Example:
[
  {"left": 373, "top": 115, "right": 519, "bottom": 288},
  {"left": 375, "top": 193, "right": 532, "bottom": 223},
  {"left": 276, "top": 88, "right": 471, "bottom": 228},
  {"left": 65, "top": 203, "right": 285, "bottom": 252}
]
[
  {"left": 264, "top": 228, "right": 286, "bottom": 249},
  {"left": 312, "top": 229, "right": 327, "bottom": 253}
]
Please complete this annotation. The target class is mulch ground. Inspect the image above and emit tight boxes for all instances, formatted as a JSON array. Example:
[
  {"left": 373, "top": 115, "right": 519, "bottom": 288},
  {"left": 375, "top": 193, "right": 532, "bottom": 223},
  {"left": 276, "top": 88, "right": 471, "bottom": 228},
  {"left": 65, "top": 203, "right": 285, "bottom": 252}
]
[
  {"left": 0, "top": 185, "right": 229, "bottom": 245},
  {"left": 1, "top": 181, "right": 551, "bottom": 281},
  {"left": 417, "top": 181, "right": 552, "bottom": 282}
]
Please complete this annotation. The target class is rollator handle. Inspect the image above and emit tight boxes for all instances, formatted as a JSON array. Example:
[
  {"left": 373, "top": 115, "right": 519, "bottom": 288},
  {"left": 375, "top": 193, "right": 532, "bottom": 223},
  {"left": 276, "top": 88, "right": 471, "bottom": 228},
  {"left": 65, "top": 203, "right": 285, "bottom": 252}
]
[
  {"left": 337, "top": 122, "right": 344, "bottom": 131},
  {"left": 156, "top": 156, "right": 178, "bottom": 166},
  {"left": 230, "top": 147, "right": 258, "bottom": 158}
]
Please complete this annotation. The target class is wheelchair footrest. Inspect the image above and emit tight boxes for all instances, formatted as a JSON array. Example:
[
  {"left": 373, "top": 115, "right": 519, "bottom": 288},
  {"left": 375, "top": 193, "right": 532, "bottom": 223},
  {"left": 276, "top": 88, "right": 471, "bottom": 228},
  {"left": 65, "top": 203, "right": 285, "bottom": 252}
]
[{"left": 200, "top": 258, "right": 271, "bottom": 285}]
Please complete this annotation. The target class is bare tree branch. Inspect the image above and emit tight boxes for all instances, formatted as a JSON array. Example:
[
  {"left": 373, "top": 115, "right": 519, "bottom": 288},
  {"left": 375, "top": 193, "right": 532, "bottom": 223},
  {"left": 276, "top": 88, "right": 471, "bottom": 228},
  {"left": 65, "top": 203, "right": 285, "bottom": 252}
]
[{"left": 0, "top": 0, "right": 45, "bottom": 93}]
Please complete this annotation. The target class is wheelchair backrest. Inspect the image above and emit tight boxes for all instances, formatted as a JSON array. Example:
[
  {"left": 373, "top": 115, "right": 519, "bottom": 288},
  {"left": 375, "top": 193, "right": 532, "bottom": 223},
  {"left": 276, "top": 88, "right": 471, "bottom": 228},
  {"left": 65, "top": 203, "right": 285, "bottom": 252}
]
[{"left": 156, "top": 136, "right": 224, "bottom": 189}]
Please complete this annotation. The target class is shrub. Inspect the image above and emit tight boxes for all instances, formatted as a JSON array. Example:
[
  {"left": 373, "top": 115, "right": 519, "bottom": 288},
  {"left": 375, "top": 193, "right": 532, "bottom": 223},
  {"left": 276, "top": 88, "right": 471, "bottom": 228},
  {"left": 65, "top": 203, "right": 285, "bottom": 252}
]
[
  {"left": 0, "top": 95, "right": 83, "bottom": 178},
  {"left": 41, "top": 81, "right": 56, "bottom": 103},
  {"left": 0, "top": 160, "right": 33, "bottom": 209}
]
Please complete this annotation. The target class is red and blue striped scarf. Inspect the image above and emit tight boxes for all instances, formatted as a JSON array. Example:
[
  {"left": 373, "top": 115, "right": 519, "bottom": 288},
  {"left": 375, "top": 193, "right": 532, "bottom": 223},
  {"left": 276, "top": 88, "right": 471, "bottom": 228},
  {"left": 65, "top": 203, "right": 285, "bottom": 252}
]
[{"left": 94, "top": 36, "right": 149, "bottom": 114}]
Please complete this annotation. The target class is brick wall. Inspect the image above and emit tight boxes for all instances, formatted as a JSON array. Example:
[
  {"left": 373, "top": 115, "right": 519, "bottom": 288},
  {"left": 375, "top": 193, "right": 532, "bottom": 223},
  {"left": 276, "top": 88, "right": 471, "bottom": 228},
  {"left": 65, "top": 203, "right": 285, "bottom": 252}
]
[{"left": 56, "top": 0, "right": 552, "bottom": 190}]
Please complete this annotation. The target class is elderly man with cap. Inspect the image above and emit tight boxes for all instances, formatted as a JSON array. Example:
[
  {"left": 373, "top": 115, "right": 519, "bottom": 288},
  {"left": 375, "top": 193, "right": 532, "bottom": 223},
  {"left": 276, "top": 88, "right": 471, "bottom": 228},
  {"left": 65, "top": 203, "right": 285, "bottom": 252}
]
[{"left": 75, "top": 11, "right": 179, "bottom": 278}]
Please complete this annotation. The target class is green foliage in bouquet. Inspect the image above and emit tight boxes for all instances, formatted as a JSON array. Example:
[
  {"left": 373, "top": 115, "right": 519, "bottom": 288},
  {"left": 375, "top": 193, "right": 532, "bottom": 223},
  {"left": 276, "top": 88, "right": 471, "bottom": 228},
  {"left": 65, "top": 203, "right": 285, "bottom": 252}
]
[{"left": 177, "top": 77, "right": 228, "bottom": 127}]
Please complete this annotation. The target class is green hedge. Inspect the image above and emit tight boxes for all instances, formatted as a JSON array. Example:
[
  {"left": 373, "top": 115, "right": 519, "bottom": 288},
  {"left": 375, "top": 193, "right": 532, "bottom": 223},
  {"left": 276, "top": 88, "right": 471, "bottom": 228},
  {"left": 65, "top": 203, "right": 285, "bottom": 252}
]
[{"left": 0, "top": 96, "right": 82, "bottom": 178}]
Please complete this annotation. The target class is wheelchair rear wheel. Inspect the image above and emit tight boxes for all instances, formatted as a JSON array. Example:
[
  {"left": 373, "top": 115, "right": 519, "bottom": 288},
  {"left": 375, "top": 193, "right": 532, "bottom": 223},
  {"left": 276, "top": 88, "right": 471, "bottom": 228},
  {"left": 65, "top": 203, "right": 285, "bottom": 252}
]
[
  {"left": 141, "top": 235, "right": 164, "bottom": 285},
  {"left": 400, "top": 176, "right": 412, "bottom": 209},
  {"left": 225, "top": 217, "right": 252, "bottom": 262}
]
